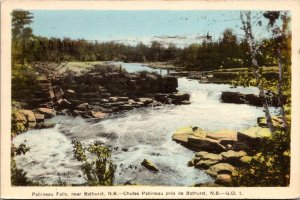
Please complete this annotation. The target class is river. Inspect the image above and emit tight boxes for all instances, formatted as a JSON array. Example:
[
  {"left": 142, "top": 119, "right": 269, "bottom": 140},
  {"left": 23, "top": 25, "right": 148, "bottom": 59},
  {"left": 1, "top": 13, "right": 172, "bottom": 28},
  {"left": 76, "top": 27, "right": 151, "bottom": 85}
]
[{"left": 13, "top": 63, "right": 271, "bottom": 186}]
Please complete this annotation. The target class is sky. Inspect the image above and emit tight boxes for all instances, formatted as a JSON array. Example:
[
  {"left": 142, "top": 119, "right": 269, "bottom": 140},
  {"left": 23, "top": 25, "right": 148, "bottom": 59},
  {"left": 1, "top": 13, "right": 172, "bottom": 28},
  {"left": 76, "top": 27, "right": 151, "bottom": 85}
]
[{"left": 30, "top": 10, "right": 271, "bottom": 47}]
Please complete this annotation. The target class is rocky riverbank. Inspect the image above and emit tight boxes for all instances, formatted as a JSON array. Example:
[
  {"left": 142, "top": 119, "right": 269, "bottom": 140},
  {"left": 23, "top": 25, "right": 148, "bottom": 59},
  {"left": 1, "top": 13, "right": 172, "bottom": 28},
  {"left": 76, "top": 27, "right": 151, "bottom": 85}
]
[
  {"left": 11, "top": 63, "right": 191, "bottom": 137},
  {"left": 172, "top": 116, "right": 284, "bottom": 186}
]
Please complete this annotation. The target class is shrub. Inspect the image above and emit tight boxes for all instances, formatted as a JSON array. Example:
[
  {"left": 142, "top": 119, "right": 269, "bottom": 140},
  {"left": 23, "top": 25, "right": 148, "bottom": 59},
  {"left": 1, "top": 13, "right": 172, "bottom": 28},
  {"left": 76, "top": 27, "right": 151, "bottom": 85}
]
[
  {"left": 71, "top": 140, "right": 116, "bottom": 186},
  {"left": 233, "top": 127, "right": 290, "bottom": 186}
]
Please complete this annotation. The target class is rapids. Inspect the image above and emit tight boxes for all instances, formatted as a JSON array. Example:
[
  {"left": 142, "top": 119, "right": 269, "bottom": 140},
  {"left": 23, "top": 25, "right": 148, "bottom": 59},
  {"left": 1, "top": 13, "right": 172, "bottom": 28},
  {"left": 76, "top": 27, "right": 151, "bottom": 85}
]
[{"left": 13, "top": 63, "right": 273, "bottom": 186}]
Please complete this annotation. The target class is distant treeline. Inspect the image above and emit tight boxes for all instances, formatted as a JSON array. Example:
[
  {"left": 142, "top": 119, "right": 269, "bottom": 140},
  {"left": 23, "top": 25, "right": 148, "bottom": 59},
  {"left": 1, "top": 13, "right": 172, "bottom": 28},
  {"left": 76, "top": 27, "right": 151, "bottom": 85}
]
[{"left": 12, "top": 10, "right": 290, "bottom": 71}]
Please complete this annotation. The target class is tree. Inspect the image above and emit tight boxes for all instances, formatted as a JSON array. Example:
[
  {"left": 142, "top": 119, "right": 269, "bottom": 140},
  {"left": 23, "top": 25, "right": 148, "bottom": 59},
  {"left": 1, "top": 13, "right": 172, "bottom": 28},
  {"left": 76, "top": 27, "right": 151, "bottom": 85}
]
[
  {"left": 240, "top": 11, "right": 274, "bottom": 133},
  {"left": 11, "top": 10, "right": 34, "bottom": 65},
  {"left": 263, "top": 11, "right": 291, "bottom": 130}
]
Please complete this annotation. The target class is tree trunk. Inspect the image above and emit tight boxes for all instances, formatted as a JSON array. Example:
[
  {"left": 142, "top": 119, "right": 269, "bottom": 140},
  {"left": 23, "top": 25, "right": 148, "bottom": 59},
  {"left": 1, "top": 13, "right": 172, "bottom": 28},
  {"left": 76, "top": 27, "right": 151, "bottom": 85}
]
[
  {"left": 276, "top": 48, "right": 288, "bottom": 129},
  {"left": 240, "top": 11, "right": 275, "bottom": 134}
]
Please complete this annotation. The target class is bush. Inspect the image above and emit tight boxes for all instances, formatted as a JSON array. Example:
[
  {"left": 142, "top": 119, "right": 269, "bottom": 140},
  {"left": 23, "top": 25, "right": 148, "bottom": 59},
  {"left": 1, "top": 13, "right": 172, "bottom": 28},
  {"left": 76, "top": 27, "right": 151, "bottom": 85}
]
[
  {"left": 71, "top": 140, "right": 116, "bottom": 186},
  {"left": 233, "top": 127, "right": 290, "bottom": 186}
]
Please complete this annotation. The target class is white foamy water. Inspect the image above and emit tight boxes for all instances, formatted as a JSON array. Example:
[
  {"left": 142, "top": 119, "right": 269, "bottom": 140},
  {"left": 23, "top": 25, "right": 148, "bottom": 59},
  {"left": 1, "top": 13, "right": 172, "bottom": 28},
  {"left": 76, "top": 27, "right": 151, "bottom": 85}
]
[{"left": 13, "top": 64, "right": 274, "bottom": 186}]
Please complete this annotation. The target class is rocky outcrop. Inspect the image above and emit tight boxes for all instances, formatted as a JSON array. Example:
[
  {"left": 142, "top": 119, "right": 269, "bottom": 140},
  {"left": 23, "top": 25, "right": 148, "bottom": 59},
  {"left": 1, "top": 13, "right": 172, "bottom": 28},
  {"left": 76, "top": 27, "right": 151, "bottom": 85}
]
[
  {"left": 221, "top": 91, "right": 284, "bottom": 107},
  {"left": 237, "top": 126, "right": 271, "bottom": 148},
  {"left": 15, "top": 64, "right": 190, "bottom": 121},
  {"left": 172, "top": 127, "right": 234, "bottom": 153}
]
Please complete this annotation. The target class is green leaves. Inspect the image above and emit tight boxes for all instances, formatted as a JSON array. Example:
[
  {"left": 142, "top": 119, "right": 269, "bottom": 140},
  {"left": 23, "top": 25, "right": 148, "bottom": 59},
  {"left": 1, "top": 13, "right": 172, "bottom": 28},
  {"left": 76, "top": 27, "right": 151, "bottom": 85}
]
[{"left": 71, "top": 139, "right": 116, "bottom": 186}]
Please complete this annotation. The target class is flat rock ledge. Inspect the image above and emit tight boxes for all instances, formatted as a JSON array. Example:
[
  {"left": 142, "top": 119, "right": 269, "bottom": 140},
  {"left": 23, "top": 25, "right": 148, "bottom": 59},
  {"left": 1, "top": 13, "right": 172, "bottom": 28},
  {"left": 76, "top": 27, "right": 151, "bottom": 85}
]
[{"left": 172, "top": 117, "right": 283, "bottom": 186}]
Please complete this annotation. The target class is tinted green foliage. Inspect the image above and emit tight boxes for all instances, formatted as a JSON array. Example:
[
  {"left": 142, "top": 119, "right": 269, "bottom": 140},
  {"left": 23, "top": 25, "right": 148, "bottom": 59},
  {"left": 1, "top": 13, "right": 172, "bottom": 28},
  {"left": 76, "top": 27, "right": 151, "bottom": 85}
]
[
  {"left": 71, "top": 140, "right": 116, "bottom": 186},
  {"left": 11, "top": 144, "right": 31, "bottom": 186},
  {"left": 233, "top": 127, "right": 290, "bottom": 186}
]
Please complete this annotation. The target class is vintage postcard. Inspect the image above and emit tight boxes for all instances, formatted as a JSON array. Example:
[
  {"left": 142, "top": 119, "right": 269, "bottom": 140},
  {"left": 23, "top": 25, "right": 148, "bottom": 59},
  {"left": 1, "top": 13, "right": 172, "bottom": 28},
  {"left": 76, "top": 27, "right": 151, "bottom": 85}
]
[{"left": 1, "top": 0, "right": 300, "bottom": 199}]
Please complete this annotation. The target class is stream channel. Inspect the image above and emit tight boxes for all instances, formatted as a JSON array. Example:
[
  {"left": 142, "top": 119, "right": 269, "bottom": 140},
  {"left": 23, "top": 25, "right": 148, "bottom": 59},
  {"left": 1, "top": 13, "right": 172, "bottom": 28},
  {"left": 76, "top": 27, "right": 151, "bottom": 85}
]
[{"left": 13, "top": 62, "right": 271, "bottom": 186}]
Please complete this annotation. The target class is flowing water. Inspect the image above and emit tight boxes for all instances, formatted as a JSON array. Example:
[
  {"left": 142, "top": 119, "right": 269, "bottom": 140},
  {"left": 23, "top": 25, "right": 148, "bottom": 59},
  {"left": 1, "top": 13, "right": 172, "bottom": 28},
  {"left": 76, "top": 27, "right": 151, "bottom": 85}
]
[{"left": 13, "top": 63, "right": 272, "bottom": 186}]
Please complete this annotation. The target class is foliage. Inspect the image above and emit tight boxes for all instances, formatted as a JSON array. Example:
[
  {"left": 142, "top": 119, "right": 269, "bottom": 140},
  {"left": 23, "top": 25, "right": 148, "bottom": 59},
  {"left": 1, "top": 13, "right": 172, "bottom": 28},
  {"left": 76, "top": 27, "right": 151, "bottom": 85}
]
[
  {"left": 233, "top": 127, "right": 290, "bottom": 186},
  {"left": 11, "top": 143, "right": 31, "bottom": 186},
  {"left": 71, "top": 140, "right": 116, "bottom": 186},
  {"left": 231, "top": 11, "right": 291, "bottom": 187}
]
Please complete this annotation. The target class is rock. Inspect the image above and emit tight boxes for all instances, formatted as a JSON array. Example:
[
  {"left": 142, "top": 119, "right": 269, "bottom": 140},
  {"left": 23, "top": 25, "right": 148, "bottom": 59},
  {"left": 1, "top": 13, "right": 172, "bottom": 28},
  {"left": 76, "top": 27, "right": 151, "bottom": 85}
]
[
  {"left": 77, "top": 103, "right": 90, "bottom": 111},
  {"left": 37, "top": 108, "right": 56, "bottom": 118},
  {"left": 221, "top": 150, "right": 247, "bottom": 166},
  {"left": 169, "top": 93, "right": 190, "bottom": 104},
  {"left": 118, "top": 97, "right": 129, "bottom": 101},
  {"left": 206, "top": 163, "right": 237, "bottom": 177},
  {"left": 194, "top": 153, "right": 223, "bottom": 169},
  {"left": 160, "top": 76, "right": 178, "bottom": 93},
  {"left": 187, "top": 158, "right": 195, "bottom": 167},
  {"left": 19, "top": 109, "right": 36, "bottom": 128},
  {"left": 19, "top": 109, "right": 35, "bottom": 122},
  {"left": 173, "top": 126, "right": 226, "bottom": 153},
  {"left": 172, "top": 126, "right": 206, "bottom": 144},
  {"left": 178, "top": 100, "right": 191, "bottom": 105},
  {"left": 237, "top": 127, "right": 272, "bottom": 148},
  {"left": 89, "top": 111, "right": 107, "bottom": 119},
  {"left": 108, "top": 97, "right": 118, "bottom": 102},
  {"left": 137, "top": 98, "right": 153, "bottom": 105},
  {"left": 41, "top": 122, "right": 55, "bottom": 129},
  {"left": 244, "top": 94, "right": 263, "bottom": 106},
  {"left": 221, "top": 92, "right": 245, "bottom": 104},
  {"left": 215, "top": 174, "right": 232, "bottom": 185},
  {"left": 72, "top": 110, "right": 83, "bottom": 117},
  {"left": 195, "top": 159, "right": 219, "bottom": 169},
  {"left": 65, "top": 89, "right": 75, "bottom": 97},
  {"left": 202, "top": 153, "right": 223, "bottom": 161},
  {"left": 240, "top": 156, "right": 253, "bottom": 165},
  {"left": 207, "top": 130, "right": 237, "bottom": 146},
  {"left": 221, "top": 150, "right": 246, "bottom": 159},
  {"left": 172, "top": 126, "right": 195, "bottom": 144},
  {"left": 34, "top": 113, "right": 45, "bottom": 122},
  {"left": 195, "top": 151, "right": 209, "bottom": 158},
  {"left": 188, "top": 136, "right": 226, "bottom": 153},
  {"left": 232, "top": 141, "right": 251, "bottom": 152},
  {"left": 53, "top": 85, "right": 64, "bottom": 100},
  {"left": 141, "top": 159, "right": 159, "bottom": 172},
  {"left": 56, "top": 99, "right": 72, "bottom": 108}
]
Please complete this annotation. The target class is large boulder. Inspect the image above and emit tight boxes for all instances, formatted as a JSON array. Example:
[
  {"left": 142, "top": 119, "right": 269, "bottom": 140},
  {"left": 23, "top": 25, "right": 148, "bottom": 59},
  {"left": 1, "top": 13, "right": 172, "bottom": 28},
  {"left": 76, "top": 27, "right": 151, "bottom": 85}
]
[
  {"left": 221, "top": 150, "right": 247, "bottom": 165},
  {"left": 187, "top": 136, "right": 226, "bottom": 153},
  {"left": 221, "top": 92, "right": 245, "bottom": 104},
  {"left": 160, "top": 76, "right": 178, "bottom": 93},
  {"left": 19, "top": 109, "right": 36, "bottom": 128},
  {"left": 172, "top": 126, "right": 226, "bottom": 153},
  {"left": 141, "top": 159, "right": 159, "bottom": 172},
  {"left": 206, "top": 163, "right": 237, "bottom": 177},
  {"left": 237, "top": 126, "right": 271, "bottom": 148}
]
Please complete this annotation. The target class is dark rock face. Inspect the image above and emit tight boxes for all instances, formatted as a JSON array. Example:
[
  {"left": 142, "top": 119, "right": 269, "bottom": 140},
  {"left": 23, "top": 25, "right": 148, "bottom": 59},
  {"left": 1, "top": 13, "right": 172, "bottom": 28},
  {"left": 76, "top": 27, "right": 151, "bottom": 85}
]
[
  {"left": 14, "top": 64, "right": 189, "bottom": 121},
  {"left": 221, "top": 91, "right": 284, "bottom": 107}
]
